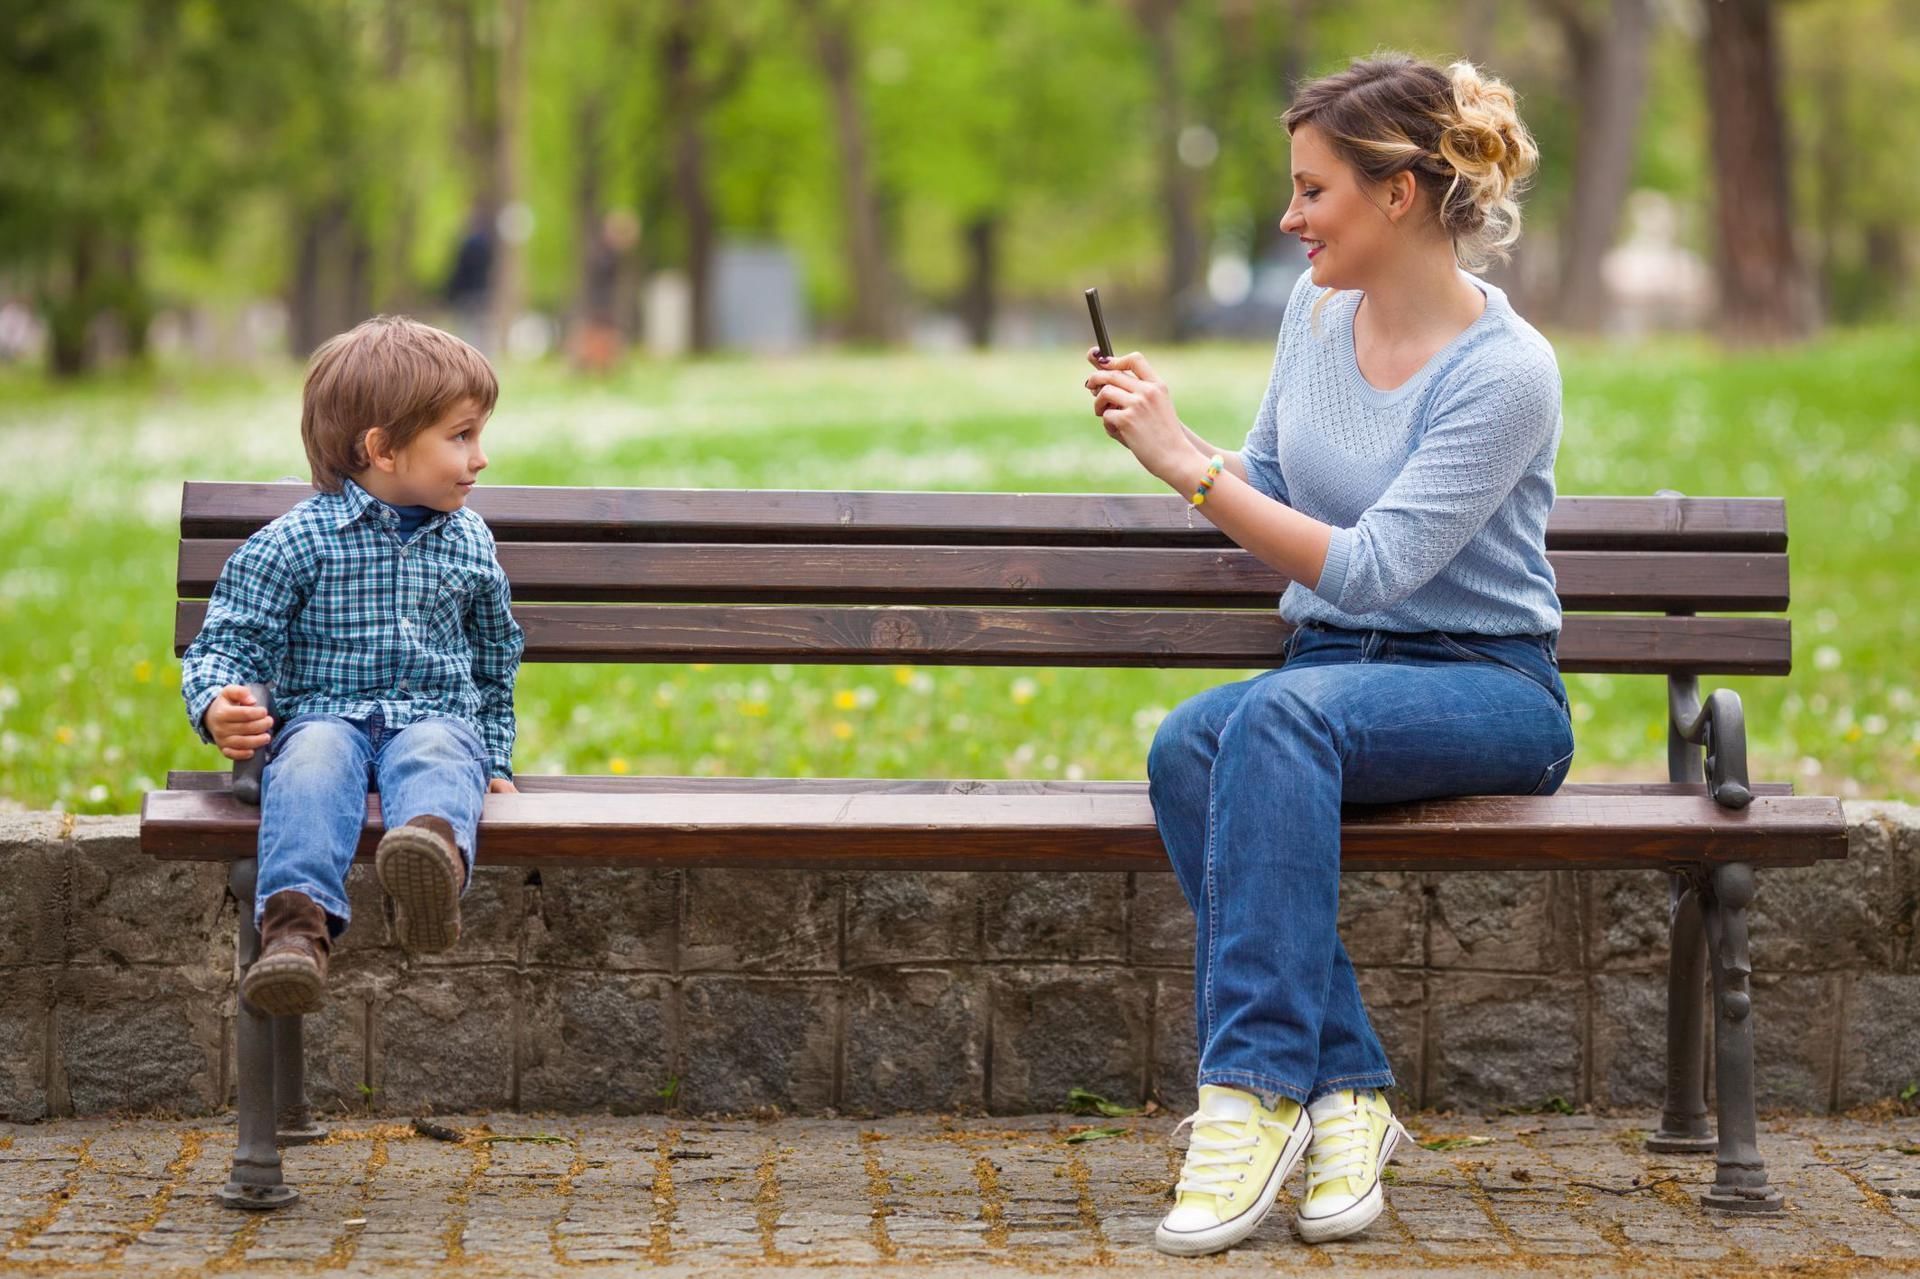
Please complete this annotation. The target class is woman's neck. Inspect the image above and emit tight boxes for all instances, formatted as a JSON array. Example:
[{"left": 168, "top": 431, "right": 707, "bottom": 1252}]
[{"left": 1355, "top": 251, "right": 1485, "bottom": 346}]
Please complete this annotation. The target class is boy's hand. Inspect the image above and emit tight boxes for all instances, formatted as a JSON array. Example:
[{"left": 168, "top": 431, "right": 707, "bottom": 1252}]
[
  {"left": 488, "top": 777, "right": 518, "bottom": 794},
  {"left": 206, "top": 684, "right": 274, "bottom": 760}
]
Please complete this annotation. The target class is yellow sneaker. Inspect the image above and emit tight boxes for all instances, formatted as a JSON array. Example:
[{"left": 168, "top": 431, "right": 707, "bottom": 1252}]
[
  {"left": 1154, "top": 1084, "right": 1312, "bottom": 1256},
  {"left": 1294, "top": 1088, "right": 1410, "bottom": 1243}
]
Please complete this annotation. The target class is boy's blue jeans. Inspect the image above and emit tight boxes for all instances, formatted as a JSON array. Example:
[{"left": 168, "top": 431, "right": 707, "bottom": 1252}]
[
  {"left": 256, "top": 713, "right": 487, "bottom": 935},
  {"left": 1147, "top": 623, "right": 1575, "bottom": 1106}
]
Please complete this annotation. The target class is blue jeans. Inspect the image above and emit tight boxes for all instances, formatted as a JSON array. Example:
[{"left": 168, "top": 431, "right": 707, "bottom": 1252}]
[
  {"left": 1147, "top": 623, "right": 1575, "bottom": 1105},
  {"left": 257, "top": 713, "right": 487, "bottom": 936}
]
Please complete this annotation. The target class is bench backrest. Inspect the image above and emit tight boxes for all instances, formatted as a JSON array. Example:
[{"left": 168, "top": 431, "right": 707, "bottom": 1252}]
[{"left": 175, "top": 484, "right": 1789, "bottom": 676}]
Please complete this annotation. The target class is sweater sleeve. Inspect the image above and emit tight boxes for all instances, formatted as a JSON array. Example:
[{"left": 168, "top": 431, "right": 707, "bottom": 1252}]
[
  {"left": 1238, "top": 270, "right": 1322, "bottom": 507},
  {"left": 1312, "top": 343, "right": 1561, "bottom": 614}
]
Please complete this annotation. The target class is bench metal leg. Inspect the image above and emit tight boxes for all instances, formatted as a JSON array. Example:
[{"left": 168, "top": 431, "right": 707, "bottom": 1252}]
[
  {"left": 1699, "top": 861, "right": 1784, "bottom": 1213},
  {"left": 220, "top": 860, "right": 299, "bottom": 1210},
  {"left": 1647, "top": 875, "right": 1716, "bottom": 1153},
  {"left": 274, "top": 1016, "right": 328, "bottom": 1145}
]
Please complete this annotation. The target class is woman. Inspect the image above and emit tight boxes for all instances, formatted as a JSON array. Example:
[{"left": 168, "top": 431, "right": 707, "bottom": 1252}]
[{"left": 1084, "top": 55, "right": 1572, "bottom": 1255}]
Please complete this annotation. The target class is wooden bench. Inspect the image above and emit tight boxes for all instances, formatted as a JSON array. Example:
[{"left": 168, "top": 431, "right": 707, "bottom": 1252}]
[{"left": 142, "top": 481, "right": 1846, "bottom": 1212}]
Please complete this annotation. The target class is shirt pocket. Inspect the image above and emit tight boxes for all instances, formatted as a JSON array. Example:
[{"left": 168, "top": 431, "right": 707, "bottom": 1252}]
[{"left": 424, "top": 565, "right": 488, "bottom": 649}]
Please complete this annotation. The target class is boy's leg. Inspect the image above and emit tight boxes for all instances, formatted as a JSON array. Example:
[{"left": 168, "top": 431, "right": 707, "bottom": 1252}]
[
  {"left": 374, "top": 717, "right": 488, "bottom": 954},
  {"left": 247, "top": 716, "right": 372, "bottom": 1016}
]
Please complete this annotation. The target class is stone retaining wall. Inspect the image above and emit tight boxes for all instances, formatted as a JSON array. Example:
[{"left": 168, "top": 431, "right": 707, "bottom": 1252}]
[{"left": 1, "top": 803, "right": 1914, "bottom": 1121}]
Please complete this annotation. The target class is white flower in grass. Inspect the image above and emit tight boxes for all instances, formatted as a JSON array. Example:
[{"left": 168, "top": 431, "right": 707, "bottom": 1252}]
[
  {"left": 1862, "top": 715, "right": 1888, "bottom": 736},
  {"left": 1813, "top": 646, "right": 1842, "bottom": 671},
  {"left": 1798, "top": 756, "right": 1823, "bottom": 777}
]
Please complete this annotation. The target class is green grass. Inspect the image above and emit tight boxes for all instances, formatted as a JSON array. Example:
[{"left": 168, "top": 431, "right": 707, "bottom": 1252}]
[{"left": 2, "top": 330, "right": 1915, "bottom": 813}]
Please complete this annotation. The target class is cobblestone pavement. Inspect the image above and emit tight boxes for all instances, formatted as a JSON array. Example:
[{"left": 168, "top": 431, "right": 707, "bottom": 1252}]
[{"left": 2, "top": 1112, "right": 1918, "bottom": 1277}]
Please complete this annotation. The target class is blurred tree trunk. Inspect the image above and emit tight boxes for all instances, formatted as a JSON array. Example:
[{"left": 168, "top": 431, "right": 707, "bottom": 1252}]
[
  {"left": 44, "top": 228, "right": 100, "bottom": 379},
  {"left": 1135, "top": 0, "right": 1203, "bottom": 341},
  {"left": 656, "top": 0, "right": 751, "bottom": 353},
  {"left": 958, "top": 215, "right": 999, "bottom": 349},
  {"left": 1545, "top": 0, "right": 1652, "bottom": 331},
  {"left": 489, "top": 0, "right": 528, "bottom": 354},
  {"left": 289, "top": 199, "right": 373, "bottom": 357},
  {"left": 805, "top": 0, "right": 895, "bottom": 344},
  {"left": 1701, "top": 0, "right": 1816, "bottom": 344}
]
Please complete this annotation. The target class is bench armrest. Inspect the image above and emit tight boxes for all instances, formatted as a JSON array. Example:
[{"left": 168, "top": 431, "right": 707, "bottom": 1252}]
[
  {"left": 1668, "top": 676, "right": 1752, "bottom": 810},
  {"left": 231, "top": 682, "right": 275, "bottom": 806}
]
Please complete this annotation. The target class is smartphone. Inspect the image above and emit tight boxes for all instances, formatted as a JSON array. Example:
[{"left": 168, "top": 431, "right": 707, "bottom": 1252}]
[{"left": 1084, "top": 287, "right": 1113, "bottom": 360}]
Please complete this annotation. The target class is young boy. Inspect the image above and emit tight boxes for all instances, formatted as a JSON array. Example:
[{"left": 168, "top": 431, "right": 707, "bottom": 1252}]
[{"left": 181, "top": 316, "right": 524, "bottom": 1016}]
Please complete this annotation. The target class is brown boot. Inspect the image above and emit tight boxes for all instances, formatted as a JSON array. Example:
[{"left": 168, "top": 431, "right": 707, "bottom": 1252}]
[
  {"left": 241, "top": 891, "right": 330, "bottom": 1016},
  {"left": 376, "top": 816, "right": 467, "bottom": 954}
]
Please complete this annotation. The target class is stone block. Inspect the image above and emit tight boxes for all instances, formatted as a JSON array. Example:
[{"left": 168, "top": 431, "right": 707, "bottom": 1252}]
[
  {"left": 55, "top": 966, "right": 224, "bottom": 1116},
  {"left": 680, "top": 977, "right": 837, "bottom": 1113},
  {"left": 1340, "top": 872, "right": 1425, "bottom": 968},
  {"left": 1150, "top": 974, "right": 1198, "bottom": 1113},
  {"left": 0, "top": 971, "right": 52, "bottom": 1121},
  {"left": 0, "top": 813, "right": 66, "bottom": 967},
  {"left": 1424, "top": 972, "right": 1583, "bottom": 1113},
  {"left": 412, "top": 864, "right": 526, "bottom": 966},
  {"left": 841, "top": 968, "right": 985, "bottom": 1113},
  {"left": 525, "top": 866, "right": 678, "bottom": 972},
  {"left": 1355, "top": 967, "right": 1426, "bottom": 1109},
  {"left": 682, "top": 869, "right": 838, "bottom": 973},
  {"left": 987, "top": 967, "right": 1149, "bottom": 1113},
  {"left": 520, "top": 972, "right": 673, "bottom": 1113},
  {"left": 1752, "top": 972, "right": 1838, "bottom": 1112},
  {"left": 980, "top": 873, "right": 1125, "bottom": 961},
  {"left": 1746, "top": 811, "right": 1914, "bottom": 971},
  {"left": 292, "top": 970, "right": 378, "bottom": 1116},
  {"left": 1128, "top": 872, "right": 1194, "bottom": 968},
  {"left": 1427, "top": 871, "right": 1581, "bottom": 973},
  {"left": 67, "top": 817, "right": 229, "bottom": 969},
  {"left": 1589, "top": 972, "right": 1669, "bottom": 1110},
  {"left": 1837, "top": 972, "right": 1920, "bottom": 1109},
  {"left": 1583, "top": 868, "right": 1674, "bottom": 972},
  {"left": 371, "top": 971, "right": 517, "bottom": 1113},
  {"left": 843, "top": 872, "right": 977, "bottom": 968}
]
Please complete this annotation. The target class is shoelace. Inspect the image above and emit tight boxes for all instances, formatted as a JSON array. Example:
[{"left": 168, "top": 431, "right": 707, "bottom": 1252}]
[
  {"left": 1170, "top": 1109, "right": 1293, "bottom": 1200},
  {"left": 1304, "top": 1096, "right": 1411, "bottom": 1195}
]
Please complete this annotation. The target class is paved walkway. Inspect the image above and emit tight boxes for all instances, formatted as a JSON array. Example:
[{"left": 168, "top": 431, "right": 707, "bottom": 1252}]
[{"left": 2, "top": 1112, "right": 1917, "bottom": 1276}]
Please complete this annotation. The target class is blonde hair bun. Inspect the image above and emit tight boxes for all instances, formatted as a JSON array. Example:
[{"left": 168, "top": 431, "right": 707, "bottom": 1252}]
[{"left": 1284, "top": 53, "right": 1541, "bottom": 271}]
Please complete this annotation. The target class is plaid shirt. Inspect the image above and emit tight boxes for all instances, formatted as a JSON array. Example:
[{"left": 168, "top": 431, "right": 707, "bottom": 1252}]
[{"left": 181, "top": 479, "right": 524, "bottom": 778}]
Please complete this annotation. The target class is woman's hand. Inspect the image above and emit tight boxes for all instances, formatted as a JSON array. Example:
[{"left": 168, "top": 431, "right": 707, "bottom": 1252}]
[{"left": 1084, "top": 348, "right": 1206, "bottom": 489}]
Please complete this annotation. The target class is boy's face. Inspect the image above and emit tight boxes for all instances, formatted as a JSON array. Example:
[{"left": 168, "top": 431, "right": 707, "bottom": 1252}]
[{"left": 383, "top": 398, "right": 492, "bottom": 511}]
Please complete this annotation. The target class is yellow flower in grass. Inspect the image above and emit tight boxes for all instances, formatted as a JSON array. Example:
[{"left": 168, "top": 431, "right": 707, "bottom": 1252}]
[
  {"left": 1010, "top": 678, "right": 1038, "bottom": 706},
  {"left": 740, "top": 700, "right": 768, "bottom": 717},
  {"left": 833, "top": 689, "right": 859, "bottom": 711},
  {"left": 132, "top": 660, "right": 153, "bottom": 684},
  {"left": 831, "top": 721, "right": 853, "bottom": 741},
  {"left": 55, "top": 726, "right": 74, "bottom": 745},
  {"left": 893, "top": 666, "right": 916, "bottom": 686},
  {"left": 609, "top": 757, "right": 630, "bottom": 775}
]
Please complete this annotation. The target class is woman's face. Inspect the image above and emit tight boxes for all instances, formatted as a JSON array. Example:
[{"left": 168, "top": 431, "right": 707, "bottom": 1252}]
[{"left": 1279, "top": 124, "right": 1406, "bottom": 291}]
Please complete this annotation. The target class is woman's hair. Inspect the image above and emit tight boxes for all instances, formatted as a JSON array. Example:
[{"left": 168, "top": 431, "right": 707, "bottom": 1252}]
[{"left": 1284, "top": 54, "right": 1539, "bottom": 270}]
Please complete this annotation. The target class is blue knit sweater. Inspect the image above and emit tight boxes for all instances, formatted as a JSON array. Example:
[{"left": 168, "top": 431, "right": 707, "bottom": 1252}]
[{"left": 1239, "top": 269, "right": 1563, "bottom": 636}]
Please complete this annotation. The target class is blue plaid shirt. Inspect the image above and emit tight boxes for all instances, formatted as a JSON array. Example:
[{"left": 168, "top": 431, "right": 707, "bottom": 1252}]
[{"left": 181, "top": 479, "right": 524, "bottom": 778}]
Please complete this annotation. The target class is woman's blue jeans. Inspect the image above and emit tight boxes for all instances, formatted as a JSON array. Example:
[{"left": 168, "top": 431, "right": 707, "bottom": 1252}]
[
  {"left": 256, "top": 713, "right": 488, "bottom": 937},
  {"left": 1147, "top": 623, "right": 1575, "bottom": 1105}
]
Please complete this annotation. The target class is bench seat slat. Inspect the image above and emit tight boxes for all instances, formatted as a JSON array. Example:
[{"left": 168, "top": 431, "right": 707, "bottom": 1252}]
[
  {"left": 140, "top": 788, "right": 1846, "bottom": 870},
  {"left": 177, "top": 541, "right": 1790, "bottom": 611},
  {"left": 173, "top": 603, "right": 1790, "bottom": 674},
  {"left": 161, "top": 771, "right": 1796, "bottom": 798},
  {"left": 181, "top": 483, "right": 1788, "bottom": 552}
]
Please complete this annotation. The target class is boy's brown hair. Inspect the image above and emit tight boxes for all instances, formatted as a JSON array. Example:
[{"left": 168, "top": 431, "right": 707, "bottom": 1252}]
[{"left": 300, "top": 316, "right": 499, "bottom": 492}]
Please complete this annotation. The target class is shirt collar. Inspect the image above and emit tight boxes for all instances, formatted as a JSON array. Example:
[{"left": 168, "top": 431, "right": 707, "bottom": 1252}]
[{"left": 331, "top": 478, "right": 455, "bottom": 535}]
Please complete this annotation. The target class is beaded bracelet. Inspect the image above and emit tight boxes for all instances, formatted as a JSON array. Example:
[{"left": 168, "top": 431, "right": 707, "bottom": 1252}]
[{"left": 1190, "top": 454, "right": 1225, "bottom": 506}]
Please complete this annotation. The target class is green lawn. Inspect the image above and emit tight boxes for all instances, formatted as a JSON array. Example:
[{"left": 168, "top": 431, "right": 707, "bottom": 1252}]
[{"left": 2, "top": 330, "right": 1915, "bottom": 813}]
